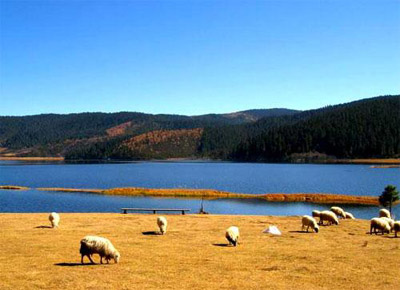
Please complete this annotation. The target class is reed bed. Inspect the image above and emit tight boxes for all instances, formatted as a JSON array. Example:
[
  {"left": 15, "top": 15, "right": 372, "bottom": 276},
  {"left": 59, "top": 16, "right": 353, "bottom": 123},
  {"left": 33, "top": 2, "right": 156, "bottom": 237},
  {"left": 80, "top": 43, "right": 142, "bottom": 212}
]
[
  {"left": 0, "top": 157, "right": 64, "bottom": 161},
  {"left": 0, "top": 185, "right": 30, "bottom": 190},
  {"left": 1, "top": 185, "right": 380, "bottom": 205},
  {"left": 330, "top": 158, "right": 400, "bottom": 164},
  {"left": 37, "top": 187, "right": 103, "bottom": 194}
]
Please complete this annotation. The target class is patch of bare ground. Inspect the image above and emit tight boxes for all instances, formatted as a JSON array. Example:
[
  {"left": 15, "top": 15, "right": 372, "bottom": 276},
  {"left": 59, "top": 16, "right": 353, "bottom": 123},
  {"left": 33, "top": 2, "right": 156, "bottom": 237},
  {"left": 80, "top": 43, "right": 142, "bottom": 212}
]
[{"left": 0, "top": 214, "right": 399, "bottom": 289}]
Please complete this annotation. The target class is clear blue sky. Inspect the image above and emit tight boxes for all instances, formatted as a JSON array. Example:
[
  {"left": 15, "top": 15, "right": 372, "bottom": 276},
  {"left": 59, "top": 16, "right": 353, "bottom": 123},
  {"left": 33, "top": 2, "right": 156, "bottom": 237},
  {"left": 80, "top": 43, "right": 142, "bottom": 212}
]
[{"left": 0, "top": 0, "right": 399, "bottom": 116}]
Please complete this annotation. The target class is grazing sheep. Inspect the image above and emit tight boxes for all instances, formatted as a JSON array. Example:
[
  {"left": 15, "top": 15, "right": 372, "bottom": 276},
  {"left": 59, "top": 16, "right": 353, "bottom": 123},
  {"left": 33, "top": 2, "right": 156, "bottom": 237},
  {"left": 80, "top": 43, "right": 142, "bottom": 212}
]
[
  {"left": 225, "top": 226, "right": 240, "bottom": 246},
  {"left": 301, "top": 215, "right": 319, "bottom": 233},
  {"left": 380, "top": 217, "right": 395, "bottom": 232},
  {"left": 312, "top": 210, "right": 321, "bottom": 218},
  {"left": 319, "top": 210, "right": 339, "bottom": 225},
  {"left": 370, "top": 218, "right": 390, "bottom": 235},
  {"left": 330, "top": 206, "right": 346, "bottom": 219},
  {"left": 48, "top": 212, "right": 60, "bottom": 228},
  {"left": 344, "top": 212, "right": 355, "bottom": 219},
  {"left": 157, "top": 216, "right": 168, "bottom": 235},
  {"left": 379, "top": 209, "right": 391, "bottom": 218},
  {"left": 393, "top": 221, "right": 400, "bottom": 238},
  {"left": 80, "top": 236, "right": 120, "bottom": 264}
]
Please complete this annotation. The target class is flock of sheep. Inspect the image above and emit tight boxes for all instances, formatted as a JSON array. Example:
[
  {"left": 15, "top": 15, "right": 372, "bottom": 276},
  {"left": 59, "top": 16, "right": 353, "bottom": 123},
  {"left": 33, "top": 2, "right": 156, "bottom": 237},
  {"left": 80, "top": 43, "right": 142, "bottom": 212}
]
[
  {"left": 47, "top": 212, "right": 239, "bottom": 264},
  {"left": 301, "top": 206, "right": 400, "bottom": 237},
  {"left": 47, "top": 207, "right": 398, "bottom": 265}
]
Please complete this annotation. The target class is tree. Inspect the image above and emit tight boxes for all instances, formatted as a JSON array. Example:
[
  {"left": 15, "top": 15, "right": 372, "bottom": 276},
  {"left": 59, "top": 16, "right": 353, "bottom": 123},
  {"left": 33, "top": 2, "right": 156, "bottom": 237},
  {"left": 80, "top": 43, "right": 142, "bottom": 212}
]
[{"left": 379, "top": 185, "right": 399, "bottom": 216}]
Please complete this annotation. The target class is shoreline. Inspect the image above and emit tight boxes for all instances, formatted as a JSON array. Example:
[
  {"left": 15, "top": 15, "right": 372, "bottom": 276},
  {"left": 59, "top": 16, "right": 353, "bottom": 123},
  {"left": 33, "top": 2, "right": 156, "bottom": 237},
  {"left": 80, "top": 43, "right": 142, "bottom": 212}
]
[
  {"left": 0, "top": 156, "right": 400, "bottom": 165},
  {"left": 1, "top": 185, "right": 381, "bottom": 205},
  {"left": 0, "top": 156, "right": 64, "bottom": 161}
]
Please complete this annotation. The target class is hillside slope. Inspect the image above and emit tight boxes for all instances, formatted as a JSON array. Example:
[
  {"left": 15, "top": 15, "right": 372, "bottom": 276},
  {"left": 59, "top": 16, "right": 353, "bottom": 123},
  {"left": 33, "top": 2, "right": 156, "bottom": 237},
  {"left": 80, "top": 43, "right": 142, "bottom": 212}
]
[{"left": 1, "top": 95, "right": 398, "bottom": 161}]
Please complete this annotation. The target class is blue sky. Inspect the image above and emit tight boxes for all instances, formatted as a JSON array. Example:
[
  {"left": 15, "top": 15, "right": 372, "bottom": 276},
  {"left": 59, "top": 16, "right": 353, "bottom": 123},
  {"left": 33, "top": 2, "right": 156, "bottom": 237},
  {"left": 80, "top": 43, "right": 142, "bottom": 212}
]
[{"left": 0, "top": 0, "right": 399, "bottom": 116}]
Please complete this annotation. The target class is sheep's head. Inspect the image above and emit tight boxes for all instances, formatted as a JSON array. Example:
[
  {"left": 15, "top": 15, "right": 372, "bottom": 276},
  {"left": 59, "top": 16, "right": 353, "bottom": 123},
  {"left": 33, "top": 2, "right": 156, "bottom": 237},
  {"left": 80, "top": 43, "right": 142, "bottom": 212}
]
[
  {"left": 314, "top": 226, "right": 319, "bottom": 233},
  {"left": 114, "top": 251, "right": 120, "bottom": 263}
]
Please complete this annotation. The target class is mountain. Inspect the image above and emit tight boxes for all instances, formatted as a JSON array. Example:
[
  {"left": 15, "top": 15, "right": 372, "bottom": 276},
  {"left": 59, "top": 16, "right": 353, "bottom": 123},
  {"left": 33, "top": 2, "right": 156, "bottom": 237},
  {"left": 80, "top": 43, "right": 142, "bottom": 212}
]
[
  {"left": 230, "top": 95, "right": 400, "bottom": 161},
  {"left": 0, "top": 108, "right": 298, "bottom": 158},
  {"left": 1, "top": 95, "right": 399, "bottom": 161}
]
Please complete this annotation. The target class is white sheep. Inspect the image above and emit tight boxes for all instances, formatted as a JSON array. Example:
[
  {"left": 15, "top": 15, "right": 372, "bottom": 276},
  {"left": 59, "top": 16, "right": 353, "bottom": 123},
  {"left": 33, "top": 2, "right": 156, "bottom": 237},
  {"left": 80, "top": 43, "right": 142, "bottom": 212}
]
[
  {"left": 157, "top": 216, "right": 168, "bottom": 235},
  {"left": 344, "top": 212, "right": 355, "bottom": 219},
  {"left": 301, "top": 215, "right": 319, "bottom": 233},
  {"left": 80, "top": 236, "right": 120, "bottom": 264},
  {"left": 225, "top": 226, "right": 240, "bottom": 246},
  {"left": 379, "top": 209, "right": 391, "bottom": 218},
  {"left": 370, "top": 218, "right": 390, "bottom": 235},
  {"left": 393, "top": 221, "right": 400, "bottom": 238},
  {"left": 330, "top": 206, "right": 346, "bottom": 219},
  {"left": 48, "top": 212, "right": 60, "bottom": 228},
  {"left": 319, "top": 210, "right": 339, "bottom": 225},
  {"left": 380, "top": 217, "right": 395, "bottom": 232}
]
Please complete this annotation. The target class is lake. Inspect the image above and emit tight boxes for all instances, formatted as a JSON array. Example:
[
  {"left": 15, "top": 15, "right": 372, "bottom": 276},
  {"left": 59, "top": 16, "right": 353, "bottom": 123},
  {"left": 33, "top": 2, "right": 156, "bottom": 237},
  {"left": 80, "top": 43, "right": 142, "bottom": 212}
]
[{"left": 0, "top": 161, "right": 399, "bottom": 219}]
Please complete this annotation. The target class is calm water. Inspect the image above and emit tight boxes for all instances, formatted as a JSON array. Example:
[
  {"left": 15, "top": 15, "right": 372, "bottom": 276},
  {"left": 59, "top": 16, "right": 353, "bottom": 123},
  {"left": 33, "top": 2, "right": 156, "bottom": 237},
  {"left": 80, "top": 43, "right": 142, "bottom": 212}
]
[{"left": 0, "top": 161, "right": 399, "bottom": 219}]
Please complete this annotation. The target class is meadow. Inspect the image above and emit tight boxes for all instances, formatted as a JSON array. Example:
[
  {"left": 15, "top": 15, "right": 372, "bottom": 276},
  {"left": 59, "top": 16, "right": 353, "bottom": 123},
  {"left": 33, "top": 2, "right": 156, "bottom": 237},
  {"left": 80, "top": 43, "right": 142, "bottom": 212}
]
[{"left": 0, "top": 213, "right": 399, "bottom": 289}]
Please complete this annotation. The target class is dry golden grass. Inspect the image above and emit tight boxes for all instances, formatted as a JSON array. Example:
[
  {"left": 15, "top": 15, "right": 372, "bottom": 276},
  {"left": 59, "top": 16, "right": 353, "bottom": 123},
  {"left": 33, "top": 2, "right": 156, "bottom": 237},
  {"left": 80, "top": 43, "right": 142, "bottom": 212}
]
[
  {"left": 37, "top": 187, "right": 103, "bottom": 193},
  {"left": 0, "top": 213, "right": 399, "bottom": 290},
  {"left": 0, "top": 157, "right": 64, "bottom": 161},
  {"left": 0, "top": 185, "right": 30, "bottom": 190},
  {"left": 33, "top": 187, "right": 381, "bottom": 205},
  {"left": 331, "top": 158, "right": 400, "bottom": 164}
]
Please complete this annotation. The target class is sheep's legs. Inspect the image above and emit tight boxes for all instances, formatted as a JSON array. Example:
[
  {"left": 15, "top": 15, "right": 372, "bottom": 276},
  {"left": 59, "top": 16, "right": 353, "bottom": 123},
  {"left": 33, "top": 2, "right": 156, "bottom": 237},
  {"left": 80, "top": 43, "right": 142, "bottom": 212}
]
[
  {"left": 81, "top": 254, "right": 95, "bottom": 264},
  {"left": 88, "top": 255, "right": 95, "bottom": 264},
  {"left": 100, "top": 256, "right": 103, "bottom": 264}
]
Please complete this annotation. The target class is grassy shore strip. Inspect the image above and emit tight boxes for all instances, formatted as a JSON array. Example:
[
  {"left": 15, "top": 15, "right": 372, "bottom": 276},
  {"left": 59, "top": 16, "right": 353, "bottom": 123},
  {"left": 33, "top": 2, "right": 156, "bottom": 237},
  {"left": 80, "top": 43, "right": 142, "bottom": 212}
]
[
  {"left": 37, "top": 187, "right": 103, "bottom": 193},
  {"left": 36, "top": 187, "right": 380, "bottom": 205},
  {"left": 370, "top": 165, "right": 400, "bottom": 168},
  {"left": 328, "top": 158, "right": 400, "bottom": 164},
  {"left": 0, "top": 156, "right": 64, "bottom": 161},
  {"left": 0, "top": 185, "right": 30, "bottom": 190},
  {"left": 105, "top": 188, "right": 380, "bottom": 205}
]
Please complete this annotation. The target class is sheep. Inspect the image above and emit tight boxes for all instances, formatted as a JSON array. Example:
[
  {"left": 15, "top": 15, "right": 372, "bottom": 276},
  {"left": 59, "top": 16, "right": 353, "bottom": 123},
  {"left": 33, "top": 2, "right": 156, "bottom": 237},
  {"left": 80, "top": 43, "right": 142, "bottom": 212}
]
[
  {"left": 301, "top": 215, "right": 319, "bottom": 233},
  {"left": 330, "top": 206, "right": 346, "bottom": 219},
  {"left": 394, "top": 221, "right": 400, "bottom": 238},
  {"left": 344, "top": 212, "right": 355, "bottom": 219},
  {"left": 380, "top": 217, "right": 395, "bottom": 232},
  {"left": 157, "top": 216, "right": 168, "bottom": 235},
  {"left": 48, "top": 212, "right": 60, "bottom": 228},
  {"left": 319, "top": 210, "right": 339, "bottom": 225},
  {"left": 80, "top": 236, "right": 120, "bottom": 264},
  {"left": 225, "top": 226, "right": 240, "bottom": 246},
  {"left": 379, "top": 209, "right": 391, "bottom": 218},
  {"left": 312, "top": 210, "right": 321, "bottom": 218},
  {"left": 370, "top": 218, "right": 390, "bottom": 235}
]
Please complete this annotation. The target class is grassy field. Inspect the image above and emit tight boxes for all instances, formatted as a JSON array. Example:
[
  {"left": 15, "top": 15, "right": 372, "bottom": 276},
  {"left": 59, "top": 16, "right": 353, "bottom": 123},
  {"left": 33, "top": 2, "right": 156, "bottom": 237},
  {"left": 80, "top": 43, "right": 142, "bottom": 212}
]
[{"left": 0, "top": 213, "right": 399, "bottom": 290}]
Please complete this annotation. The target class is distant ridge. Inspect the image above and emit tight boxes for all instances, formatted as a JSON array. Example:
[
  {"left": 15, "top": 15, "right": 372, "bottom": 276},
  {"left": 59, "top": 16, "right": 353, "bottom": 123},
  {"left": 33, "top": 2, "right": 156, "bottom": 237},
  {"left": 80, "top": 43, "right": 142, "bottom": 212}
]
[{"left": 0, "top": 95, "right": 399, "bottom": 161}]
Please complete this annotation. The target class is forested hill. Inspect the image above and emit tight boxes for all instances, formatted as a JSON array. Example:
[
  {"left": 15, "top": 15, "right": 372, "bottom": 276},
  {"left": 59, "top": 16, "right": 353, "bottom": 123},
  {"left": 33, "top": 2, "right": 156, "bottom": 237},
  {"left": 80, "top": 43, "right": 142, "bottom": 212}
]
[
  {"left": 0, "top": 108, "right": 297, "bottom": 157},
  {"left": 217, "top": 95, "right": 400, "bottom": 161},
  {"left": 0, "top": 95, "right": 398, "bottom": 161}
]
